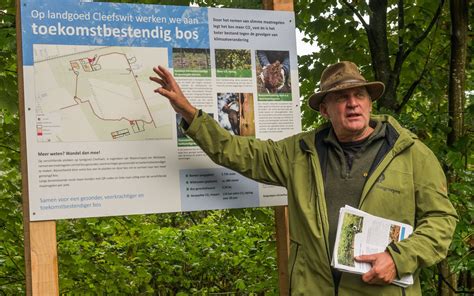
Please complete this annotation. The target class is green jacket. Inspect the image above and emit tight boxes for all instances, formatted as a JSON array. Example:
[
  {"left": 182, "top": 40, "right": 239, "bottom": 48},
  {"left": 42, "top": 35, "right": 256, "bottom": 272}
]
[{"left": 185, "top": 111, "right": 457, "bottom": 296}]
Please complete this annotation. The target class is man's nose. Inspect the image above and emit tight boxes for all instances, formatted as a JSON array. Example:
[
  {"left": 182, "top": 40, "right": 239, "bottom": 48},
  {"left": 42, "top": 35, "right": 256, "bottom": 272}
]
[{"left": 346, "top": 95, "right": 359, "bottom": 107}]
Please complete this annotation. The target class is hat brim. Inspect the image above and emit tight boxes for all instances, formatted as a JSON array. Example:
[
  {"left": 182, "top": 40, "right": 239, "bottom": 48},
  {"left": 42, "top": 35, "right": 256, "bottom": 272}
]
[{"left": 308, "top": 81, "right": 385, "bottom": 111}]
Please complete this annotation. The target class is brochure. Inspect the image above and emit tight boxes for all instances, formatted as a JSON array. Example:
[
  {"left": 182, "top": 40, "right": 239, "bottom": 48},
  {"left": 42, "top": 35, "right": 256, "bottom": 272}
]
[{"left": 332, "top": 205, "right": 414, "bottom": 288}]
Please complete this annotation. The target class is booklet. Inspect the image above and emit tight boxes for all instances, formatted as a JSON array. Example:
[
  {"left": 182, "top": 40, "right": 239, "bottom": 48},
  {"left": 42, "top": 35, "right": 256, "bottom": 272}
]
[{"left": 331, "top": 205, "right": 414, "bottom": 288}]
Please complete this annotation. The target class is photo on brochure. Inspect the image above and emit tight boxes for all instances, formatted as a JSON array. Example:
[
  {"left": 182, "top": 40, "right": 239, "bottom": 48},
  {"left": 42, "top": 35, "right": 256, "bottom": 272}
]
[{"left": 336, "top": 212, "right": 364, "bottom": 267}]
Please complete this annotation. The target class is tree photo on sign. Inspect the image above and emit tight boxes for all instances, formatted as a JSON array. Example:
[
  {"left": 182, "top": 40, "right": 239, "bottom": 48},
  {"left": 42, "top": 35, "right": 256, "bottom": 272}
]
[
  {"left": 215, "top": 49, "right": 252, "bottom": 77},
  {"left": 1, "top": 0, "right": 472, "bottom": 295}
]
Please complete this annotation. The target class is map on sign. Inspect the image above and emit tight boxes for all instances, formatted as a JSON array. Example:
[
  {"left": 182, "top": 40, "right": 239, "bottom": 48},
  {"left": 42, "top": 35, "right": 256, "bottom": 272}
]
[{"left": 33, "top": 45, "right": 172, "bottom": 142}]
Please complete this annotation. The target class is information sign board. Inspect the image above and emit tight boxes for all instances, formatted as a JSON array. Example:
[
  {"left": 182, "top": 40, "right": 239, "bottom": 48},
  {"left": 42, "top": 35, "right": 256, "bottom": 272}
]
[{"left": 20, "top": 0, "right": 300, "bottom": 220}]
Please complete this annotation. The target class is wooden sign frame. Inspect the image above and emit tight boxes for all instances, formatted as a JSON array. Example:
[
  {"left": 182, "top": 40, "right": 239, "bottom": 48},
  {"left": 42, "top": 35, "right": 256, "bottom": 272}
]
[{"left": 17, "top": 0, "right": 293, "bottom": 294}]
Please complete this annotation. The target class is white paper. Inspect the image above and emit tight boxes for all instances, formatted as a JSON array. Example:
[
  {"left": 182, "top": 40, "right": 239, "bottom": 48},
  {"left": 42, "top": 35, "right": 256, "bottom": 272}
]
[{"left": 332, "top": 205, "right": 414, "bottom": 287}]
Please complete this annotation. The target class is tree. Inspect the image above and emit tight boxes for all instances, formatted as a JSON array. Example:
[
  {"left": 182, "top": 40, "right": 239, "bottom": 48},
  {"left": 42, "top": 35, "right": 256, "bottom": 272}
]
[
  {"left": 297, "top": 0, "right": 456, "bottom": 118},
  {"left": 0, "top": 110, "right": 23, "bottom": 294},
  {"left": 439, "top": 1, "right": 471, "bottom": 295},
  {"left": 447, "top": 0, "right": 468, "bottom": 146},
  {"left": 0, "top": 1, "right": 24, "bottom": 294},
  {"left": 0, "top": 0, "right": 18, "bottom": 111}
]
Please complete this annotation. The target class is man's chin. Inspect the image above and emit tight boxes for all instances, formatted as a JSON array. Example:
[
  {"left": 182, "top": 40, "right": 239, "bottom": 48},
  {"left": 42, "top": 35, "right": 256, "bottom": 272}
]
[{"left": 344, "top": 123, "right": 366, "bottom": 132}]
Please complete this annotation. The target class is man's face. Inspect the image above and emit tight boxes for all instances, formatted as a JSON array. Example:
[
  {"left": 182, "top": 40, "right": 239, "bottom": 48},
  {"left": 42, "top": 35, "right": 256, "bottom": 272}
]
[{"left": 319, "top": 86, "right": 372, "bottom": 142}]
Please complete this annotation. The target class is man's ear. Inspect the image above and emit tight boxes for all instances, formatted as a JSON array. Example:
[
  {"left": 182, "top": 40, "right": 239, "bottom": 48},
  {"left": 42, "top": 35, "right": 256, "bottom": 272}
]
[{"left": 319, "top": 103, "right": 329, "bottom": 119}]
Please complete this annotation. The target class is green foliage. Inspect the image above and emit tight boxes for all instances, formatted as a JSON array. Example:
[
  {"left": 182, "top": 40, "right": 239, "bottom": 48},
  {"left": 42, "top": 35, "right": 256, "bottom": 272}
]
[
  {"left": 296, "top": 0, "right": 452, "bottom": 114},
  {"left": 396, "top": 96, "right": 473, "bottom": 294},
  {"left": 0, "top": 2, "right": 23, "bottom": 294},
  {"left": 0, "top": 0, "right": 18, "bottom": 112},
  {"left": 296, "top": 0, "right": 473, "bottom": 294},
  {"left": 57, "top": 209, "right": 278, "bottom": 294},
  {"left": 0, "top": 109, "right": 24, "bottom": 294}
]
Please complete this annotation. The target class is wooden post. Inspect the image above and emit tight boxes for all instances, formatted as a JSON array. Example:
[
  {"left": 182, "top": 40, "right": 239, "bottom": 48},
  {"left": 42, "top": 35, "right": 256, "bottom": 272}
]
[
  {"left": 274, "top": 206, "right": 290, "bottom": 295},
  {"left": 16, "top": 0, "right": 60, "bottom": 295},
  {"left": 263, "top": 0, "right": 294, "bottom": 11},
  {"left": 29, "top": 222, "right": 59, "bottom": 295},
  {"left": 261, "top": 1, "right": 293, "bottom": 294}
]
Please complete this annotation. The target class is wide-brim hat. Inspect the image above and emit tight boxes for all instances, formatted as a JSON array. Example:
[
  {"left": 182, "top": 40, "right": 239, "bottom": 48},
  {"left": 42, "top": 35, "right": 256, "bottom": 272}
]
[{"left": 308, "top": 61, "right": 385, "bottom": 111}]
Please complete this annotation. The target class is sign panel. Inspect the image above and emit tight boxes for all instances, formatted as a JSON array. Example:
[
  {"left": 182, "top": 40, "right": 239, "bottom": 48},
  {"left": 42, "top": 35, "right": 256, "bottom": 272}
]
[{"left": 20, "top": 0, "right": 301, "bottom": 220}]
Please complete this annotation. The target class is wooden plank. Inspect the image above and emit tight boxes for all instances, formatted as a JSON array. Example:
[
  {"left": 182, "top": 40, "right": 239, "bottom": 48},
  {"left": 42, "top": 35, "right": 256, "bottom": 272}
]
[
  {"left": 273, "top": 0, "right": 294, "bottom": 11},
  {"left": 274, "top": 206, "right": 290, "bottom": 296},
  {"left": 30, "top": 222, "right": 59, "bottom": 295},
  {"left": 16, "top": 0, "right": 60, "bottom": 294},
  {"left": 262, "top": 0, "right": 294, "bottom": 11}
]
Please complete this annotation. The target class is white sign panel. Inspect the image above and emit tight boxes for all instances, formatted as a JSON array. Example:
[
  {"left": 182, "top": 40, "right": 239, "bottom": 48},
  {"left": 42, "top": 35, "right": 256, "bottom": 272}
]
[{"left": 21, "top": 0, "right": 301, "bottom": 220}]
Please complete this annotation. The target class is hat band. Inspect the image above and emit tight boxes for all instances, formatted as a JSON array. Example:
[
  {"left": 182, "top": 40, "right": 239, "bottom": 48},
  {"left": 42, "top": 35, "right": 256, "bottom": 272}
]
[{"left": 323, "top": 78, "right": 367, "bottom": 91}]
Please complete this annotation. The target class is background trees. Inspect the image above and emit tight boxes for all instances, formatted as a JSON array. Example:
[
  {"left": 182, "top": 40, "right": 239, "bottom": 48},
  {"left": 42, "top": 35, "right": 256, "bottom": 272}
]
[
  {"left": 0, "top": 0, "right": 472, "bottom": 295},
  {"left": 296, "top": 1, "right": 472, "bottom": 294},
  {"left": 1, "top": 0, "right": 24, "bottom": 294}
]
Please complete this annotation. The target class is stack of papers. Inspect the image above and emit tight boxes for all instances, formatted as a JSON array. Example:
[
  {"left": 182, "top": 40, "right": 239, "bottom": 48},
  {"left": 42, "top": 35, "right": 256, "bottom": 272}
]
[{"left": 331, "top": 205, "right": 414, "bottom": 288}]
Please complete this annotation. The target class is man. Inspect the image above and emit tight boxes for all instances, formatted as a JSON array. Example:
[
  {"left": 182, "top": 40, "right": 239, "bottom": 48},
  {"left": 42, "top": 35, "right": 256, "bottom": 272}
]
[{"left": 150, "top": 61, "right": 457, "bottom": 295}]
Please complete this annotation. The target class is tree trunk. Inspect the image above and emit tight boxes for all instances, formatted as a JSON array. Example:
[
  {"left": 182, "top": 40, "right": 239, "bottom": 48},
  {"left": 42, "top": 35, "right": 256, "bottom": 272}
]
[
  {"left": 439, "top": 1, "right": 468, "bottom": 295},
  {"left": 447, "top": 0, "right": 467, "bottom": 145},
  {"left": 367, "top": 0, "right": 397, "bottom": 111},
  {"left": 438, "top": 260, "right": 457, "bottom": 296}
]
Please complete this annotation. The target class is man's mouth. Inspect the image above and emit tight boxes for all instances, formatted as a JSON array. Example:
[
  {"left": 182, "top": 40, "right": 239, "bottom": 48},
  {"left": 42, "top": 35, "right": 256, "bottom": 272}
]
[{"left": 346, "top": 113, "right": 361, "bottom": 118}]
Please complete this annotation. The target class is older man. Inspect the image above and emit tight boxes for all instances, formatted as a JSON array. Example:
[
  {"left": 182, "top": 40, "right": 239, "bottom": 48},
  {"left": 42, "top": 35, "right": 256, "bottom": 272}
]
[{"left": 150, "top": 61, "right": 457, "bottom": 295}]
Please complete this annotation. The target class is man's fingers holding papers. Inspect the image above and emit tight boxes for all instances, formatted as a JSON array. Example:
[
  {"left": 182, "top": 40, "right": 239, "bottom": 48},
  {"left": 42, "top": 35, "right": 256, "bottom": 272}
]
[{"left": 356, "top": 252, "right": 397, "bottom": 285}]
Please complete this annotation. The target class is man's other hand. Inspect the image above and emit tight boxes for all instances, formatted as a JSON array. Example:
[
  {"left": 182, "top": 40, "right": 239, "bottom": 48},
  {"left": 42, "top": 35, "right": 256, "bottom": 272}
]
[{"left": 355, "top": 251, "right": 397, "bottom": 285}]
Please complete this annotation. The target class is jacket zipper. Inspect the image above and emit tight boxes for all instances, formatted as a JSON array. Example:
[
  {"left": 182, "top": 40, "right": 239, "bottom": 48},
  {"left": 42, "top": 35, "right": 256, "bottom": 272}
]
[
  {"left": 402, "top": 287, "right": 406, "bottom": 296},
  {"left": 288, "top": 241, "right": 300, "bottom": 295},
  {"left": 318, "top": 200, "right": 332, "bottom": 273},
  {"left": 309, "top": 154, "right": 332, "bottom": 269},
  {"left": 307, "top": 144, "right": 337, "bottom": 295}
]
